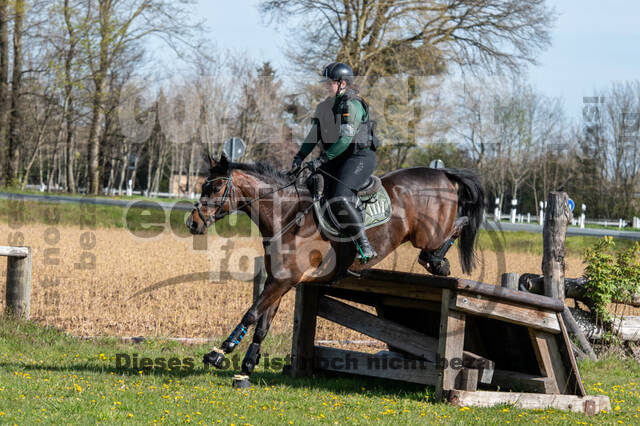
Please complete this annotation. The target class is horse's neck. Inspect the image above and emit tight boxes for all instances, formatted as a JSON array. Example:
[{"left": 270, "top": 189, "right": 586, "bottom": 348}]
[{"left": 235, "top": 174, "right": 300, "bottom": 240}]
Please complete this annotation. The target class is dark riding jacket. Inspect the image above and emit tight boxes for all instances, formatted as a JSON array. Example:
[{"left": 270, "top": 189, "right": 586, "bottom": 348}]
[{"left": 296, "top": 90, "right": 370, "bottom": 161}]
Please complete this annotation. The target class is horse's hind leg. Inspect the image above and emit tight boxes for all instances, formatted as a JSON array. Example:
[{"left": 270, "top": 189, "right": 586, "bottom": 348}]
[
  {"left": 418, "top": 216, "right": 469, "bottom": 276},
  {"left": 233, "top": 298, "right": 282, "bottom": 388}
]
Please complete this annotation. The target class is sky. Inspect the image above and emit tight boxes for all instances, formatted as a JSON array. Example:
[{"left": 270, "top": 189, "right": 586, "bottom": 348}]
[{"left": 194, "top": 0, "right": 640, "bottom": 121}]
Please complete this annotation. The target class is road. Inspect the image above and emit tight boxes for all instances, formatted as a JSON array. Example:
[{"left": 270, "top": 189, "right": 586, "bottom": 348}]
[{"left": 2, "top": 191, "right": 640, "bottom": 240}]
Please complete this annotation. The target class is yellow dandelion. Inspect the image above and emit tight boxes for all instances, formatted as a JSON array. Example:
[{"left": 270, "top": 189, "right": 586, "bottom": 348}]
[{"left": 459, "top": 407, "right": 470, "bottom": 411}]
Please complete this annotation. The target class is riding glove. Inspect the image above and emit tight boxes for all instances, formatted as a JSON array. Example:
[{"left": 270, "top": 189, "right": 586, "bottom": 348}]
[{"left": 306, "top": 152, "right": 328, "bottom": 173}]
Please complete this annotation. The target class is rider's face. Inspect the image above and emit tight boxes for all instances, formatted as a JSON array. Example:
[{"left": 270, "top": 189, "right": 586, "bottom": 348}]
[{"left": 326, "top": 80, "right": 345, "bottom": 96}]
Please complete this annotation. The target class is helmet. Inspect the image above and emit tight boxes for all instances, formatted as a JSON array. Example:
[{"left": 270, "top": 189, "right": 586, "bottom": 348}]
[{"left": 321, "top": 62, "right": 354, "bottom": 85}]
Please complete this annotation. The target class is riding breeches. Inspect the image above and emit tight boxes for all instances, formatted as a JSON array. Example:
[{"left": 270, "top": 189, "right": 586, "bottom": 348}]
[{"left": 320, "top": 148, "right": 376, "bottom": 201}]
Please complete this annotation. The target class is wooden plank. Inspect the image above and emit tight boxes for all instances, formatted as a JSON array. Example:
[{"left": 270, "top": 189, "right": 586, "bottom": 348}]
[
  {"left": 0, "top": 246, "right": 29, "bottom": 258},
  {"left": 462, "top": 351, "right": 494, "bottom": 385},
  {"left": 436, "top": 289, "right": 466, "bottom": 400},
  {"left": 529, "top": 330, "right": 569, "bottom": 394},
  {"left": 460, "top": 368, "right": 478, "bottom": 391},
  {"left": 557, "top": 312, "right": 587, "bottom": 396},
  {"left": 454, "top": 292, "right": 561, "bottom": 333},
  {"left": 332, "top": 268, "right": 565, "bottom": 312},
  {"left": 378, "top": 295, "right": 442, "bottom": 312},
  {"left": 313, "top": 346, "right": 439, "bottom": 386},
  {"left": 457, "top": 278, "right": 565, "bottom": 312},
  {"left": 491, "top": 369, "right": 556, "bottom": 393},
  {"left": 449, "top": 390, "right": 611, "bottom": 415},
  {"left": 289, "top": 284, "right": 319, "bottom": 378},
  {"left": 325, "top": 277, "right": 443, "bottom": 302},
  {"left": 316, "top": 296, "right": 438, "bottom": 362}
]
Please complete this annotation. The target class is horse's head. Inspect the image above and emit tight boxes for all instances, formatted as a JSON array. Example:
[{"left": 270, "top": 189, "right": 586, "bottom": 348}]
[{"left": 186, "top": 154, "right": 236, "bottom": 235}]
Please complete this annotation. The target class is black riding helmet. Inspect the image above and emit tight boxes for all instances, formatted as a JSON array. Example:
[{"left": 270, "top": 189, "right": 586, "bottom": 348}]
[{"left": 321, "top": 62, "right": 354, "bottom": 85}]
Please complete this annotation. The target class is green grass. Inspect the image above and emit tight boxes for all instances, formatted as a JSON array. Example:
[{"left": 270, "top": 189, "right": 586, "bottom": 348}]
[{"left": 0, "top": 317, "right": 638, "bottom": 424}]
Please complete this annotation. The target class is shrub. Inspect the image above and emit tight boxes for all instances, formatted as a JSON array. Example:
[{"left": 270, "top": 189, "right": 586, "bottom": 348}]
[{"left": 583, "top": 236, "right": 640, "bottom": 324}]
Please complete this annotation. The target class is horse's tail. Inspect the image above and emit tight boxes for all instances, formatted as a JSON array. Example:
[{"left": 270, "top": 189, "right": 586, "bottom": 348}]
[{"left": 444, "top": 168, "right": 485, "bottom": 274}]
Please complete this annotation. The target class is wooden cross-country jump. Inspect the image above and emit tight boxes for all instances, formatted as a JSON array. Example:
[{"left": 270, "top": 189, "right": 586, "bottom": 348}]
[{"left": 283, "top": 268, "right": 611, "bottom": 415}]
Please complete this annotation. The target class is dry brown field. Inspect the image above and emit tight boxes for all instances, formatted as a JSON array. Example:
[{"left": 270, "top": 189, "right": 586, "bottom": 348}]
[{"left": 1, "top": 222, "right": 593, "bottom": 348}]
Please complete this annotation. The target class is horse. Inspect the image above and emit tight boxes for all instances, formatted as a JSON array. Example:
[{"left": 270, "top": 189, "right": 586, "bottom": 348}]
[{"left": 186, "top": 154, "right": 485, "bottom": 386}]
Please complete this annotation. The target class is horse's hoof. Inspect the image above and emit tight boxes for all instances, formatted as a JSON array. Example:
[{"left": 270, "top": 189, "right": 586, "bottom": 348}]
[
  {"left": 232, "top": 374, "right": 252, "bottom": 389},
  {"left": 221, "top": 340, "right": 236, "bottom": 353},
  {"left": 203, "top": 350, "right": 226, "bottom": 369}
]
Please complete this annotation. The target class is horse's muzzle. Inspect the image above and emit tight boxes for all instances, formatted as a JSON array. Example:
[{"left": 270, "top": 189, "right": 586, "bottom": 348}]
[{"left": 186, "top": 213, "right": 203, "bottom": 235}]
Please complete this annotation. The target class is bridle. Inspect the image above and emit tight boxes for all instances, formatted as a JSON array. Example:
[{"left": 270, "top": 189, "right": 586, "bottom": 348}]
[
  {"left": 193, "top": 173, "right": 237, "bottom": 229},
  {"left": 192, "top": 167, "right": 305, "bottom": 230}
]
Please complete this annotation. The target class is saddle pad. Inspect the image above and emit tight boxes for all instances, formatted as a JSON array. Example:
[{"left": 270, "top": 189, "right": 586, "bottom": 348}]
[{"left": 313, "top": 185, "right": 392, "bottom": 238}]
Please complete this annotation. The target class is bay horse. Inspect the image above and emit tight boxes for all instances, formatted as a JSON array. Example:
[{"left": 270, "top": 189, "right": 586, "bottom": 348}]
[{"left": 186, "top": 154, "right": 485, "bottom": 385}]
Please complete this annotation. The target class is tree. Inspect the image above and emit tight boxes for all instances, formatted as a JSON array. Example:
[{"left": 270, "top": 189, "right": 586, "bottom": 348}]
[
  {"left": 83, "top": 0, "right": 200, "bottom": 195},
  {"left": 0, "top": 0, "right": 8, "bottom": 185},
  {"left": 6, "top": 0, "right": 25, "bottom": 183},
  {"left": 260, "top": 0, "right": 555, "bottom": 78}
]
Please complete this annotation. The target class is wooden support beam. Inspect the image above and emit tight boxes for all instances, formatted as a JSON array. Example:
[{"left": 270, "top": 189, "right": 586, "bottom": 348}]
[
  {"left": 529, "top": 330, "right": 569, "bottom": 394},
  {"left": 316, "top": 295, "right": 438, "bottom": 362},
  {"left": 460, "top": 368, "right": 478, "bottom": 391},
  {"left": 289, "top": 284, "right": 319, "bottom": 378},
  {"left": 313, "top": 346, "right": 440, "bottom": 385},
  {"left": 556, "top": 312, "right": 587, "bottom": 396},
  {"left": 454, "top": 292, "right": 561, "bottom": 333},
  {"left": 436, "top": 289, "right": 466, "bottom": 400},
  {"left": 449, "top": 390, "right": 611, "bottom": 415},
  {"left": 326, "top": 277, "right": 443, "bottom": 302},
  {"left": 491, "top": 369, "right": 556, "bottom": 394}
]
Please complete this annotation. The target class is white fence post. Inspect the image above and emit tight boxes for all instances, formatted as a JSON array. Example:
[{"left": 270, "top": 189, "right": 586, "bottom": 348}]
[
  {"left": 539, "top": 201, "right": 544, "bottom": 225},
  {"left": 494, "top": 198, "right": 501, "bottom": 222},
  {"left": 510, "top": 198, "right": 517, "bottom": 224}
]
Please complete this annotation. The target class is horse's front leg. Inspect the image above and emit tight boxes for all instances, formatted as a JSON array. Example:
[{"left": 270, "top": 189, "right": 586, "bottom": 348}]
[
  {"left": 203, "top": 277, "right": 293, "bottom": 369},
  {"left": 230, "top": 297, "right": 282, "bottom": 388}
]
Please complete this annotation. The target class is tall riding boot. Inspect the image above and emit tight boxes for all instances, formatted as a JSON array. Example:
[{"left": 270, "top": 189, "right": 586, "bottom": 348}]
[{"left": 332, "top": 196, "right": 377, "bottom": 263}]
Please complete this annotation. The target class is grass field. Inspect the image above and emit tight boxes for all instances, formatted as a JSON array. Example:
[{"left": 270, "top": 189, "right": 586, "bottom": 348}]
[{"left": 1, "top": 317, "right": 639, "bottom": 425}]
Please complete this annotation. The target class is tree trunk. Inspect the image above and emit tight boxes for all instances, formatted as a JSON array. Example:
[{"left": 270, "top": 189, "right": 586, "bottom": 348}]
[
  {"left": 87, "top": 74, "right": 106, "bottom": 194},
  {"left": 0, "top": 0, "right": 9, "bottom": 185},
  {"left": 64, "top": 0, "right": 77, "bottom": 193},
  {"left": 7, "top": 0, "right": 24, "bottom": 183}
]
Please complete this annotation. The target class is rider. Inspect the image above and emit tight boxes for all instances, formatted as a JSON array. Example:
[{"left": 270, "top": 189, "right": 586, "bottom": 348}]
[{"left": 290, "top": 62, "right": 378, "bottom": 263}]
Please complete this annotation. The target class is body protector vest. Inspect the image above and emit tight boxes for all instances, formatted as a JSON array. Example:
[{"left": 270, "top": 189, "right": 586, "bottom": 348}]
[{"left": 314, "top": 89, "right": 379, "bottom": 155}]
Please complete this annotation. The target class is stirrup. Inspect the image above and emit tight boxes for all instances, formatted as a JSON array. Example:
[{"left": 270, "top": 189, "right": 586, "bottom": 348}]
[{"left": 354, "top": 240, "right": 377, "bottom": 264}]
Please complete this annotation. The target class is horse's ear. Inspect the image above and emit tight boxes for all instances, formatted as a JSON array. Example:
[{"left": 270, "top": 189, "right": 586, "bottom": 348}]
[
  {"left": 219, "top": 154, "right": 229, "bottom": 171},
  {"left": 206, "top": 152, "right": 216, "bottom": 168}
]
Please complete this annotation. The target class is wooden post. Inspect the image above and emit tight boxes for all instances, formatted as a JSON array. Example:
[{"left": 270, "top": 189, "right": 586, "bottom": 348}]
[
  {"left": 253, "top": 257, "right": 266, "bottom": 302},
  {"left": 2, "top": 246, "right": 32, "bottom": 319},
  {"left": 436, "top": 289, "right": 466, "bottom": 400},
  {"left": 542, "top": 192, "right": 572, "bottom": 300},
  {"left": 501, "top": 273, "right": 520, "bottom": 291},
  {"left": 289, "top": 284, "right": 319, "bottom": 378}
]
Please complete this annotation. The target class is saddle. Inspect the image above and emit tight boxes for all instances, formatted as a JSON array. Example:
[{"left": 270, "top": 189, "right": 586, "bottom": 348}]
[{"left": 308, "top": 174, "right": 392, "bottom": 238}]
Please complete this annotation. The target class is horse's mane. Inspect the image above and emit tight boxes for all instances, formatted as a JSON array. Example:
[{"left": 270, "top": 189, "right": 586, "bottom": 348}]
[{"left": 211, "top": 160, "right": 303, "bottom": 190}]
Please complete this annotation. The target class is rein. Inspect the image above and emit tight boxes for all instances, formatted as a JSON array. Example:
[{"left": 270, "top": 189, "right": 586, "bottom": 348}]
[{"left": 193, "top": 167, "right": 305, "bottom": 229}]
